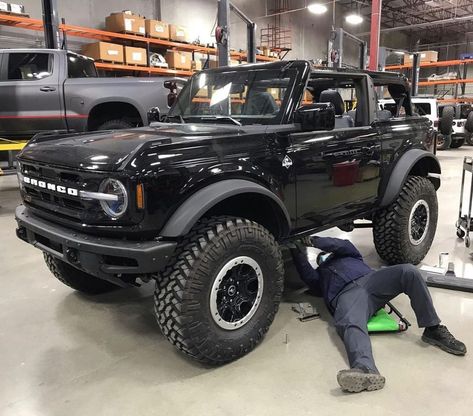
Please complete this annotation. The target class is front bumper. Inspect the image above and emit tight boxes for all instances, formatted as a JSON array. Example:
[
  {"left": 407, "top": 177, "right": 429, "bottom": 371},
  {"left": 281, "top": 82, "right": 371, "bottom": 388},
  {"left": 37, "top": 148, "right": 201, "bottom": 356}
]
[{"left": 15, "top": 205, "right": 177, "bottom": 286}]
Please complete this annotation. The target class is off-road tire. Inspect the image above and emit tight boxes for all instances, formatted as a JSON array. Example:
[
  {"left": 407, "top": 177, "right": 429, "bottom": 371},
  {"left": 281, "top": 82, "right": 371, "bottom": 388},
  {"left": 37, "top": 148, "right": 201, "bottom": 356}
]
[
  {"left": 96, "top": 119, "right": 134, "bottom": 131},
  {"left": 465, "top": 112, "right": 473, "bottom": 134},
  {"left": 466, "top": 132, "right": 473, "bottom": 146},
  {"left": 43, "top": 253, "right": 119, "bottom": 294},
  {"left": 154, "top": 216, "right": 284, "bottom": 365},
  {"left": 436, "top": 134, "right": 452, "bottom": 150},
  {"left": 373, "top": 176, "right": 438, "bottom": 265},
  {"left": 450, "top": 138, "right": 465, "bottom": 149},
  {"left": 439, "top": 106, "right": 454, "bottom": 136}
]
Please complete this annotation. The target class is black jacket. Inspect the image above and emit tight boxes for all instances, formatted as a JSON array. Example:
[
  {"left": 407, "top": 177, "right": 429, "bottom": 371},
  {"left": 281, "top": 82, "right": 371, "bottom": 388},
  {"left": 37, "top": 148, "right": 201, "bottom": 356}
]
[{"left": 292, "top": 237, "right": 373, "bottom": 312}]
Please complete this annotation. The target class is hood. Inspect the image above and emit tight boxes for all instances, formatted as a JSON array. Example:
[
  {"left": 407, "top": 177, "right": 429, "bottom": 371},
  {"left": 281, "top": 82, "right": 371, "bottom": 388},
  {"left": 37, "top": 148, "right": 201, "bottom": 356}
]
[{"left": 18, "top": 123, "right": 252, "bottom": 171}]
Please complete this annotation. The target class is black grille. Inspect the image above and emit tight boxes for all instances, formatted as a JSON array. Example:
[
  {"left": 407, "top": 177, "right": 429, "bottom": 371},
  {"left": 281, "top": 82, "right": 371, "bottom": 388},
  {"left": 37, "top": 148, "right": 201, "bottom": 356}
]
[{"left": 20, "top": 161, "right": 106, "bottom": 224}]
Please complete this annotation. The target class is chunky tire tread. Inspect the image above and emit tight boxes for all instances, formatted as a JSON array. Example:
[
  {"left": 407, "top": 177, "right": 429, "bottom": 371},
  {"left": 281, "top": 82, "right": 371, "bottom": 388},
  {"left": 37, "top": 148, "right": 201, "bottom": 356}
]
[
  {"left": 154, "top": 216, "right": 284, "bottom": 365},
  {"left": 96, "top": 119, "right": 134, "bottom": 131},
  {"left": 44, "top": 253, "right": 119, "bottom": 294},
  {"left": 373, "top": 176, "right": 438, "bottom": 265},
  {"left": 450, "top": 138, "right": 464, "bottom": 149},
  {"left": 439, "top": 106, "right": 454, "bottom": 136}
]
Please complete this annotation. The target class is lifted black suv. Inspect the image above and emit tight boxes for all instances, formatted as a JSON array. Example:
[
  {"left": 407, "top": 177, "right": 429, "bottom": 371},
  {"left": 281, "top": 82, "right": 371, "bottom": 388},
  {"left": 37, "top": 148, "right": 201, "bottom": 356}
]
[{"left": 15, "top": 61, "right": 440, "bottom": 364}]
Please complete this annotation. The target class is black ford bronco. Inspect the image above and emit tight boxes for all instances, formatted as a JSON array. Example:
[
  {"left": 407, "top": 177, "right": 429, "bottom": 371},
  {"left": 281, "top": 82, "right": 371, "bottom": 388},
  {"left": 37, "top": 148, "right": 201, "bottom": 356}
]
[{"left": 15, "top": 60, "right": 440, "bottom": 364}]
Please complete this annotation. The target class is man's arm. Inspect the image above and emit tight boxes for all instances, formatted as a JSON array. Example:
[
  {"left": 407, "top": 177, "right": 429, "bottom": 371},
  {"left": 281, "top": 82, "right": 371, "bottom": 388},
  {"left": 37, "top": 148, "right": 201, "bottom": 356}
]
[
  {"left": 310, "top": 236, "right": 363, "bottom": 259},
  {"left": 291, "top": 249, "right": 323, "bottom": 297}
]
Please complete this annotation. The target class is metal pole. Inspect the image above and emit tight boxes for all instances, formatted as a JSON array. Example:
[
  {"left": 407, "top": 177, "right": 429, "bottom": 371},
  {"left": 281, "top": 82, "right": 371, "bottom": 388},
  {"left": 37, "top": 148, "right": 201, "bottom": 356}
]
[
  {"left": 217, "top": 0, "right": 230, "bottom": 67},
  {"left": 230, "top": 3, "right": 256, "bottom": 64},
  {"left": 411, "top": 52, "right": 420, "bottom": 97},
  {"left": 247, "top": 22, "right": 256, "bottom": 63},
  {"left": 41, "top": 0, "right": 60, "bottom": 49},
  {"left": 368, "top": 0, "right": 382, "bottom": 71}
]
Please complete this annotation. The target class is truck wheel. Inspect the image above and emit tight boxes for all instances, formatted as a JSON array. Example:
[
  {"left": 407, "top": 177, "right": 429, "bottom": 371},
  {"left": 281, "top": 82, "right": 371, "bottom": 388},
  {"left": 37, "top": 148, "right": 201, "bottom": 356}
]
[
  {"left": 439, "top": 106, "right": 454, "bottom": 136},
  {"left": 154, "top": 216, "right": 284, "bottom": 365},
  {"left": 373, "top": 176, "right": 438, "bottom": 265},
  {"left": 450, "top": 138, "right": 464, "bottom": 149},
  {"left": 436, "top": 134, "right": 452, "bottom": 150},
  {"left": 44, "top": 253, "right": 119, "bottom": 294},
  {"left": 96, "top": 119, "right": 134, "bottom": 131},
  {"left": 466, "top": 133, "right": 473, "bottom": 146},
  {"left": 465, "top": 112, "right": 473, "bottom": 134}
]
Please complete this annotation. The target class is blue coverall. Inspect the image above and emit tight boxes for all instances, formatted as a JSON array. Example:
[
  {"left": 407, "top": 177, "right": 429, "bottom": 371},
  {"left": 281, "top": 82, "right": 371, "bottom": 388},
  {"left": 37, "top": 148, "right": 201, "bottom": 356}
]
[{"left": 292, "top": 236, "right": 441, "bottom": 373}]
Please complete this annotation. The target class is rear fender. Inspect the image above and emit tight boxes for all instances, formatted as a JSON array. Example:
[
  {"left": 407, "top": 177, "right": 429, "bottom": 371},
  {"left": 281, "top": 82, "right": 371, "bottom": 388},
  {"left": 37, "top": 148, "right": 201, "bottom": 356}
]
[{"left": 379, "top": 149, "right": 441, "bottom": 207}]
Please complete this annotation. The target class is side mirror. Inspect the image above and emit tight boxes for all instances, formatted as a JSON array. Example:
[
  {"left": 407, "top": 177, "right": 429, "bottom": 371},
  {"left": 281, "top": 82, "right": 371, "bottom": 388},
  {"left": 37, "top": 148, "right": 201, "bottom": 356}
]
[
  {"left": 147, "top": 106, "right": 161, "bottom": 123},
  {"left": 294, "top": 103, "right": 335, "bottom": 132}
]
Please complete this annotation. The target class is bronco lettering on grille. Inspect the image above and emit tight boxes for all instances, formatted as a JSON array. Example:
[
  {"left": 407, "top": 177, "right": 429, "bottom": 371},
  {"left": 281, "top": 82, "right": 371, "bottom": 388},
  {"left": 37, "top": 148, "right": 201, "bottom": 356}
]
[{"left": 23, "top": 176, "right": 79, "bottom": 197}]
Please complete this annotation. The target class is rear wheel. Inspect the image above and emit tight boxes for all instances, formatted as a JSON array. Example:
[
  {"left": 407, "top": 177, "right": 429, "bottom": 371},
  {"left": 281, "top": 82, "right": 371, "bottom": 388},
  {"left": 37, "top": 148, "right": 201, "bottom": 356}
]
[
  {"left": 436, "top": 134, "right": 452, "bottom": 150},
  {"left": 373, "top": 176, "right": 438, "bottom": 265},
  {"left": 44, "top": 253, "right": 119, "bottom": 294},
  {"left": 154, "top": 216, "right": 284, "bottom": 365},
  {"left": 96, "top": 119, "right": 134, "bottom": 131},
  {"left": 450, "top": 138, "right": 465, "bottom": 149},
  {"left": 466, "top": 133, "right": 473, "bottom": 146}
]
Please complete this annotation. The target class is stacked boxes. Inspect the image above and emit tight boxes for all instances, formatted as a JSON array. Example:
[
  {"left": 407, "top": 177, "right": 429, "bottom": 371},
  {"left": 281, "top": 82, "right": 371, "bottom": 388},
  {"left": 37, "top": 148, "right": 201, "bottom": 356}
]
[
  {"left": 145, "top": 19, "right": 169, "bottom": 39},
  {"left": 404, "top": 51, "right": 438, "bottom": 65},
  {"left": 169, "top": 24, "right": 190, "bottom": 43},
  {"left": 165, "top": 50, "right": 192, "bottom": 70},
  {"left": 82, "top": 42, "right": 124, "bottom": 63},
  {"left": 105, "top": 11, "right": 145, "bottom": 35},
  {"left": 125, "top": 46, "right": 147, "bottom": 66}
]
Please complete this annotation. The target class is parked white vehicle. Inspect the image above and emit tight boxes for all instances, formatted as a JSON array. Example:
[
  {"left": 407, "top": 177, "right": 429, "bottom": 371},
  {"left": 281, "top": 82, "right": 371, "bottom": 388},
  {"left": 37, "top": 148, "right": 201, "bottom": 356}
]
[{"left": 379, "top": 97, "right": 439, "bottom": 128}]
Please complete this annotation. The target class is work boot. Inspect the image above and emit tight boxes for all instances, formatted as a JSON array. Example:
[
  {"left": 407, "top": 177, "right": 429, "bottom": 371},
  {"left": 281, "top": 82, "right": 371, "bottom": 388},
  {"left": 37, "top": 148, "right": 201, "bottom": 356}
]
[
  {"left": 422, "top": 325, "right": 467, "bottom": 356},
  {"left": 337, "top": 368, "right": 385, "bottom": 393}
]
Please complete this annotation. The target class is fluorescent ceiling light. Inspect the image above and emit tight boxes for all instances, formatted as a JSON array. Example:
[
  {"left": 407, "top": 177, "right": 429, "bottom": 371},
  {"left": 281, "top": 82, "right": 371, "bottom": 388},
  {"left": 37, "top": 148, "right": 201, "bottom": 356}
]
[
  {"left": 308, "top": 3, "right": 328, "bottom": 14},
  {"left": 345, "top": 13, "right": 363, "bottom": 25}
]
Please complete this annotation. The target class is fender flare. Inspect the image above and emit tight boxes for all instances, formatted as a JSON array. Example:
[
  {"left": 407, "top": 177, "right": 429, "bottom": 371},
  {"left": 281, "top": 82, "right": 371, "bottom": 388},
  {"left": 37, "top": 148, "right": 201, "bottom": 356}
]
[
  {"left": 380, "top": 149, "right": 441, "bottom": 207},
  {"left": 160, "top": 179, "right": 291, "bottom": 237}
]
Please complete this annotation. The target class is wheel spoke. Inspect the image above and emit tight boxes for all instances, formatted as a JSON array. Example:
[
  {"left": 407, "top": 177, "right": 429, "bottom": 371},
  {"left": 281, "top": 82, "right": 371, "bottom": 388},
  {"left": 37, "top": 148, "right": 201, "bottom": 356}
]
[{"left": 210, "top": 256, "right": 264, "bottom": 330}]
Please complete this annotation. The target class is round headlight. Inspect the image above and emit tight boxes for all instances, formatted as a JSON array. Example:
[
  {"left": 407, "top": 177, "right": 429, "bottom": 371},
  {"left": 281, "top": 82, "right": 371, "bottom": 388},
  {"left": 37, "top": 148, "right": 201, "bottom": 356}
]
[{"left": 98, "top": 178, "right": 128, "bottom": 218}]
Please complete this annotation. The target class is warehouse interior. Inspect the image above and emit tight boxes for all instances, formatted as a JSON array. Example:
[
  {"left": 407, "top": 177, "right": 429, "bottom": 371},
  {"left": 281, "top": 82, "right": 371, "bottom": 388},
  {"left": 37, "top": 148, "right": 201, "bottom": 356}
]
[{"left": 1, "top": 0, "right": 473, "bottom": 414}]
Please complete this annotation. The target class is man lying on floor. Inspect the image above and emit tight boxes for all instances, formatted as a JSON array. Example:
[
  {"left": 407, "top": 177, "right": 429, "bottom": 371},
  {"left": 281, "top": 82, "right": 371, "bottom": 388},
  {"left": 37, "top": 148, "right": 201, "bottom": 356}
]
[{"left": 289, "top": 236, "right": 466, "bottom": 393}]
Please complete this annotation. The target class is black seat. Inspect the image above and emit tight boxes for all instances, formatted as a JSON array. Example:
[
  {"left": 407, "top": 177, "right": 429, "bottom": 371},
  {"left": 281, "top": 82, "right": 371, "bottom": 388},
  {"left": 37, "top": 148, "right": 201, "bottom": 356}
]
[
  {"left": 319, "top": 90, "right": 354, "bottom": 128},
  {"left": 243, "top": 91, "right": 279, "bottom": 115}
]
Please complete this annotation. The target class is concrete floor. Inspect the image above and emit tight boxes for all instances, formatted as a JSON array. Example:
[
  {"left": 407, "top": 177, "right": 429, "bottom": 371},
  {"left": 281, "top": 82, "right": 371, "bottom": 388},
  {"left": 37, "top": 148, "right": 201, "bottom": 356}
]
[{"left": 1, "top": 148, "right": 473, "bottom": 416}]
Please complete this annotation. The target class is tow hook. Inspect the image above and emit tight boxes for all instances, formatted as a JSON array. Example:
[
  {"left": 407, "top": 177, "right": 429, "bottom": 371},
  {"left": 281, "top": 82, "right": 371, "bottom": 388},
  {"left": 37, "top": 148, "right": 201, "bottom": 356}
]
[{"left": 66, "top": 248, "right": 79, "bottom": 264}]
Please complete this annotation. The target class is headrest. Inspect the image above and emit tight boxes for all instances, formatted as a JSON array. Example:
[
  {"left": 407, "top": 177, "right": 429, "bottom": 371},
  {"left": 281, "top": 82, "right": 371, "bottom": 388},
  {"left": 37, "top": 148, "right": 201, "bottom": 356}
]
[{"left": 319, "top": 89, "right": 345, "bottom": 115}]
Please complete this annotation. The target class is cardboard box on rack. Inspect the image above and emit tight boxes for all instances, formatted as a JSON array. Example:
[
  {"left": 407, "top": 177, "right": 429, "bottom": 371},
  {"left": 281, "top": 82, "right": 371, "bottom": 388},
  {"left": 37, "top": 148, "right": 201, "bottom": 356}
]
[
  {"left": 82, "top": 41, "right": 124, "bottom": 63},
  {"left": 169, "top": 24, "right": 190, "bottom": 43},
  {"left": 145, "top": 19, "right": 169, "bottom": 39},
  {"left": 124, "top": 46, "right": 147, "bottom": 66},
  {"left": 192, "top": 60, "right": 202, "bottom": 71},
  {"left": 166, "top": 50, "right": 192, "bottom": 70},
  {"left": 404, "top": 50, "right": 438, "bottom": 65},
  {"left": 105, "top": 11, "right": 145, "bottom": 35}
]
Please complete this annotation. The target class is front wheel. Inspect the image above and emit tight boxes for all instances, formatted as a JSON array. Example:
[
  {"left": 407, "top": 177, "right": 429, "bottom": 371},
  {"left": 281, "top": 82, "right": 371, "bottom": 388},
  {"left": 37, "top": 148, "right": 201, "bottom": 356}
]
[
  {"left": 373, "top": 176, "right": 438, "bottom": 265},
  {"left": 154, "top": 216, "right": 284, "bottom": 365}
]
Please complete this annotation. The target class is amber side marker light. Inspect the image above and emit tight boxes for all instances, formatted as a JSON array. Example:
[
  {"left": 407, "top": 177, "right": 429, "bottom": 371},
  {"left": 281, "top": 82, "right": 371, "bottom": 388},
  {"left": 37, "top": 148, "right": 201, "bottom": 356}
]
[{"left": 136, "top": 183, "right": 145, "bottom": 209}]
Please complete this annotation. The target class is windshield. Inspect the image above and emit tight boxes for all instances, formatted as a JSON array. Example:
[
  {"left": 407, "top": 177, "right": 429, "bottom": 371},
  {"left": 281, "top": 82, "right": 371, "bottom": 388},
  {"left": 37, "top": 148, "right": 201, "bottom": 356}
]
[{"left": 167, "top": 67, "right": 297, "bottom": 125}]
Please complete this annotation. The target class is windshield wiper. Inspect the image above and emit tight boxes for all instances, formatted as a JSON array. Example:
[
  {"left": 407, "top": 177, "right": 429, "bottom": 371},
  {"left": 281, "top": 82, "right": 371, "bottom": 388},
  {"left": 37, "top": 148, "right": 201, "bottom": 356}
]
[
  {"left": 165, "top": 114, "right": 186, "bottom": 123},
  {"left": 198, "top": 115, "right": 242, "bottom": 126}
]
